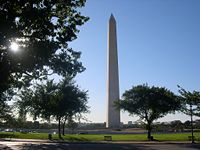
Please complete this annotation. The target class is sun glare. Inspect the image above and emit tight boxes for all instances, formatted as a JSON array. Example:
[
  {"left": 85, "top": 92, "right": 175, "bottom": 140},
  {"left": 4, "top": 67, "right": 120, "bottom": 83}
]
[{"left": 10, "top": 42, "right": 19, "bottom": 52}]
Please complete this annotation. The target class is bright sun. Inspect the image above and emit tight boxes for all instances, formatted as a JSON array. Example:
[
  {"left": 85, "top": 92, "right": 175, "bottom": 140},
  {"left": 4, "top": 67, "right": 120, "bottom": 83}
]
[{"left": 10, "top": 42, "right": 19, "bottom": 52}]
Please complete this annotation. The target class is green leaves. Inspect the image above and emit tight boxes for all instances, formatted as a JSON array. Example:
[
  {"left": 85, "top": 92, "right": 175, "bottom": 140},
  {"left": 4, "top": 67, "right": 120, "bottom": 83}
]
[
  {"left": 0, "top": 0, "right": 89, "bottom": 97},
  {"left": 0, "top": 0, "right": 89, "bottom": 118},
  {"left": 120, "top": 84, "right": 179, "bottom": 121},
  {"left": 178, "top": 85, "right": 200, "bottom": 116},
  {"left": 15, "top": 77, "right": 88, "bottom": 121},
  {"left": 117, "top": 84, "right": 180, "bottom": 139}
]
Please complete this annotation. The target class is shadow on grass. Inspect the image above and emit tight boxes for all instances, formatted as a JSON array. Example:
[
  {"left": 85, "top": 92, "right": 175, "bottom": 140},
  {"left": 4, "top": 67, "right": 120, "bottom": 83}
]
[
  {"left": 0, "top": 133, "right": 18, "bottom": 139},
  {"left": 51, "top": 135, "right": 90, "bottom": 142},
  {"left": 67, "top": 136, "right": 90, "bottom": 141}
]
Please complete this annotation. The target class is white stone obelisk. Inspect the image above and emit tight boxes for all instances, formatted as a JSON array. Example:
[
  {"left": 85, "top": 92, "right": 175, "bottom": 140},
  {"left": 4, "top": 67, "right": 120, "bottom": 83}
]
[{"left": 106, "top": 14, "right": 120, "bottom": 128}]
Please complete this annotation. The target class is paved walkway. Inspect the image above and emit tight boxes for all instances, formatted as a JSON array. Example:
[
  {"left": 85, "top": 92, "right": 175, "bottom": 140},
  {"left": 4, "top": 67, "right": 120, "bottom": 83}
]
[
  {"left": 0, "top": 138, "right": 196, "bottom": 144},
  {"left": 1, "top": 140, "right": 200, "bottom": 150}
]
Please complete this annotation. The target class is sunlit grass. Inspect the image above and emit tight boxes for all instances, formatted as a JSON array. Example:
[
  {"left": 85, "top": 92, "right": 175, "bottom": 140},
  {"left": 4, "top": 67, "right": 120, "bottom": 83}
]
[{"left": 0, "top": 132, "right": 200, "bottom": 141}]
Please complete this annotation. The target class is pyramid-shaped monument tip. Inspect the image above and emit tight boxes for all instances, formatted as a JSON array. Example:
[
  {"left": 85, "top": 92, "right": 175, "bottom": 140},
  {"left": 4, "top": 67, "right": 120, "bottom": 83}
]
[{"left": 109, "top": 13, "right": 116, "bottom": 22}]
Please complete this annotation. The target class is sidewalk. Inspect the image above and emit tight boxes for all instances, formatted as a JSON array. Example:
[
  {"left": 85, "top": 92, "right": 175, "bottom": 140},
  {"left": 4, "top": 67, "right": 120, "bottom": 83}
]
[{"left": 0, "top": 138, "right": 197, "bottom": 144}]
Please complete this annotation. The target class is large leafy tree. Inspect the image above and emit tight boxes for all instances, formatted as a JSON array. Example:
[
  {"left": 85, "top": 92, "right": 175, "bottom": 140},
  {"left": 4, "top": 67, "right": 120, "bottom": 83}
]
[
  {"left": 0, "top": 0, "right": 88, "bottom": 114},
  {"left": 178, "top": 86, "right": 200, "bottom": 143},
  {"left": 14, "top": 78, "right": 88, "bottom": 139},
  {"left": 58, "top": 78, "right": 89, "bottom": 136},
  {"left": 116, "top": 84, "right": 180, "bottom": 140}
]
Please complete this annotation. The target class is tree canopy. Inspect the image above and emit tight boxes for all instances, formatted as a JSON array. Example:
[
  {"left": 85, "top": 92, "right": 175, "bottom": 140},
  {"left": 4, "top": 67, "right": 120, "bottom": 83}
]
[
  {"left": 178, "top": 86, "right": 200, "bottom": 116},
  {"left": 14, "top": 77, "right": 88, "bottom": 138},
  {"left": 116, "top": 84, "right": 180, "bottom": 140},
  {"left": 0, "top": 0, "right": 89, "bottom": 117},
  {"left": 178, "top": 86, "right": 200, "bottom": 143}
]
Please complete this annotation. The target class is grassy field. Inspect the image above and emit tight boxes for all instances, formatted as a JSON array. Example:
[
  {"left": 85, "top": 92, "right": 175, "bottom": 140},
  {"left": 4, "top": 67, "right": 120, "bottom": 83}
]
[{"left": 0, "top": 132, "right": 200, "bottom": 141}]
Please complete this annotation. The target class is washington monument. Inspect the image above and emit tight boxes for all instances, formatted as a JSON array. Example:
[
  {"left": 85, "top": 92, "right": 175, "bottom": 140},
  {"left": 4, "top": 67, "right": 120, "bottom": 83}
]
[{"left": 106, "top": 14, "right": 120, "bottom": 128}]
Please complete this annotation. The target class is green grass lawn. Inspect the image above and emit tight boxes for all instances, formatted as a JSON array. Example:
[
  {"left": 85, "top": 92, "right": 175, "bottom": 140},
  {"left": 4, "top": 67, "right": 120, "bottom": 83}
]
[{"left": 0, "top": 132, "right": 200, "bottom": 141}]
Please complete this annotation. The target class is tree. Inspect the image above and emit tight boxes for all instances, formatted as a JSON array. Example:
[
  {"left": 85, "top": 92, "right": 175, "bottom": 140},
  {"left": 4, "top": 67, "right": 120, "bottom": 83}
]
[
  {"left": 170, "top": 120, "right": 183, "bottom": 132},
  {"left": 14, "top": 77, "right": 88, "bottom": 139},
  {"left": 0, "top": 0, "right": 89, "bottom": 115},
  {"left": 0, "top": 102, "right": 11, "bottom": 120},
  {"left": 0, "top": 88, "right": 14, "bottom": 122},
  {"left": 66, "top": 117, "right": 78, "bottom": 134},
  {"left": 116, "top": 84, "right": 180, "bottom": 140},
  {"left": 178, "top": 86, "right": 200, "bottom": 143},
  {"left": 58, "top": 78, "right": 89, "bottom": 136}
]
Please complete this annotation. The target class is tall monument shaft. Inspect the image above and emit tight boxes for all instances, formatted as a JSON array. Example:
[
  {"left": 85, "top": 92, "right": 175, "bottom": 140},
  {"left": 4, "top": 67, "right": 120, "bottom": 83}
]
[{"left": 106, "top": 14, "right": 120, "bottom": 128}]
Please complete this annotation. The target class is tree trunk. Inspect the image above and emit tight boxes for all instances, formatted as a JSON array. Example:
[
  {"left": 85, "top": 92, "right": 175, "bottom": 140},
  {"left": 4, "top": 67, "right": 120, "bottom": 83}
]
[
  {"left": 62, "top": 117, "right": 67, "bottom": 136},
  {"left": 58, "top": 117, "right": 62, "bottom": 139},
  {"left": 190, "top": 104, "right": 195, "bottom": 144},
  {"left": 62, "top": 122, "right": 65, "bottom": 136},
  {"left": 146, "top": 122, "right": 152, "bottom": 140},
  {"left": 147, "top": 128, "right": 152, "bottom": 140}
]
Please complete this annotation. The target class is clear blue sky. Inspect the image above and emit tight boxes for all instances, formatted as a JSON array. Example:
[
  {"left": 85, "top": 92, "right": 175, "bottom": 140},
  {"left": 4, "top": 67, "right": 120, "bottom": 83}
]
[{"left": 69, "top": 0, "right": 200, "bottom": 124}]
